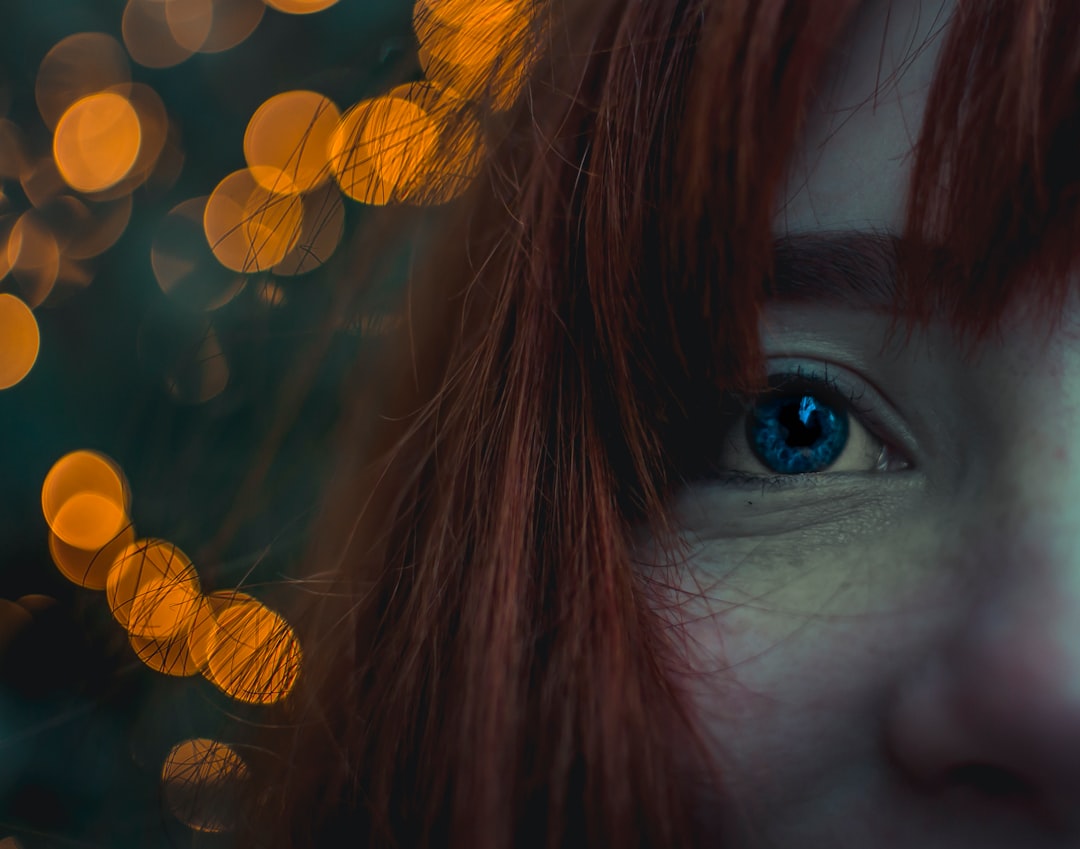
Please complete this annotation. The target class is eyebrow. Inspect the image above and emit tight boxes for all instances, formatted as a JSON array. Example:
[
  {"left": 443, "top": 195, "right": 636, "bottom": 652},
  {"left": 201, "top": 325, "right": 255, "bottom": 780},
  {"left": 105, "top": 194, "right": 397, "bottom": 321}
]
[{"left": 768, "top": 230, "right": 902, "bottom": 309}]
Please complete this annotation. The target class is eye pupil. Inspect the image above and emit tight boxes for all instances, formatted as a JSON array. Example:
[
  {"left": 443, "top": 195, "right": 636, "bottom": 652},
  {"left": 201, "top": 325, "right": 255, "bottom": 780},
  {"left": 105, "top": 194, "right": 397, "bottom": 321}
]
[
  {"left": 782, "top": 397, "right": 823, "bottom": 446},
  {"left": 748, "top": 393, "right": 849, "bottom": 474}
]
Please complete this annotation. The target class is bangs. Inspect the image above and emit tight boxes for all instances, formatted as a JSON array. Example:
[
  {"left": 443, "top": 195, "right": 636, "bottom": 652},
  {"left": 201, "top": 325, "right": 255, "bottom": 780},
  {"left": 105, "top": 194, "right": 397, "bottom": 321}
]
[
  {"left": 550, "top": 0, "right": 868, "bottom": 500},
  {"left": 604, "top": 0, "right": 1080, "bottom": 421},
  {"left": 501, "top": 0, "right": 1080, "bottom": 508},
  {"left": 895, "top": 0, "right": 1080, "bottom": 359}
]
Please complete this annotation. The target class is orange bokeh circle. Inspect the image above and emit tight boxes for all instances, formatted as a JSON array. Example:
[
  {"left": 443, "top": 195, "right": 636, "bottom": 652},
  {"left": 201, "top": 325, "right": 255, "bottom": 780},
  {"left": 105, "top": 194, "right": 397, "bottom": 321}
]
[
  {"left": 264, "top": 0, "right": 340, "bottom": 15},
  {"left": 243, "top": 90, "right": 340, "bottom": 194},
  {"left": 0, "top": 294, "right": 40, "bottom": 390},
  {"left": 53, "top": 92, "right": 142, "bottom": 194},
  {"left": 202, "top": 599, "right": 302, "bottom": 704},
  {"left": 41, "top": 450, "right": 130, "bottom": 551},
  {"left": 105, "top": 538, "right": 199, "bottom": 636},
  {"left": 204, "top": 169, "right": 303, "bottom": 272}
]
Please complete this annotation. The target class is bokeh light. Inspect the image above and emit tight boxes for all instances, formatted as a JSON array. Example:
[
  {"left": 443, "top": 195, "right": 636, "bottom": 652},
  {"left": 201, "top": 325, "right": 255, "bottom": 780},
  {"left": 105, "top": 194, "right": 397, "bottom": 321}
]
[
  {"left": 366, "top": 96, "right": 440, "bottom": 197},
  {"left": 18, "top": 155, "right": 66, "bottom": 210},
  {"left": 123, "top": 0, "right": 264, "bottom": 67},
  {"left": 414, "top": 0, "right": 526, "bottom": 67},
  {"left": 122, "top": 0, "right": 199, "bottom": 68},
  {"left": 54, "top": 257, "right": 94, "bottom": 298},
  {"left": 6, "top": 193, "right": 133, "bottom": 308},
  {"left": 41, "top": 450, "right": 131, "bottom": 551},
  {"left": 187, "top": 590, "right": 256, "bottom": 671},
  {"left": 7, "top": 212, "right": 60, "bottom": 307},
  {"left": 90, "top": 83, "right": 169, "bottom": 199},
  {"left": 161, "top": 738, "right": 250, "bottom": 833},
  {"left": 419, "top": 0, "right": 515, "bottom": 26},
  {"left": 202, "top": 597, "right": 302, "bottom": 704},
  {"left": 129, "top": 582, "right": 231, "bottom": 677},
  {"left": 418, "top": 41, "right": 532, "bottom": 115},
  {"left": 52, "top": 492, "right": 128, "bottom": 551},
  {"left": 0, "top": 215, "right": 14, "bottom": 280},
  {"left": 126, "top": 575, "right": 203, "bottom": 640},
  {"left": 386, "top": 81, "right": 485, "bottom": 203},
  {"left": 272, "top": 182, "right": 345, "bottom": 275},
  {"left": 35, "top": 33, "right": 131, "bottom": 129},
  {"left": 329, "top": 84, "right": 484, "bottom": 206},
  {"left": 196, "top": 0, "right": 266, "bottom": 53},
  {"left": 49, "top": 523, "right": 135, "bottom": 591},
  {"left": 0, "top": 293, "right": 40, "bottom": 390},
  {"left": 105, "top": 538, "right": 199, "bottom": 634},
  {"left": 204, "top": 168, "right": 303, "bottom": 272},
  {"left": 253, "top": 277, "right": 286, "bottom": 306},
  {"left": 166, "top": 0, "right": 216, "bottom": 52},
  {"left": 414, "top": 0, "right": 536, "bottom": 112},
  {"left": 0, "top": 2, "right": 481, "bottom": 842},
  {"left": 328, "top": 100, "right": 393, "bottom": 205},
  {"left": 15, "top": 595, "right": 57, "bottom": 615},
  {"left": 152, "top": 196, "right": 247, "bottom": 311},
  {"left": 264, "top": 0, "right": 340, "bottom": 14},
  {"left": 53, "top": 92, "right": 143, "bottom": 194},
  {"left": 130, "top": 628, "right": 202, "bottom": 676},
  {"left": 58, "top": 194, "right": 133, "bottom": 261},
  {"left": 243, "top": 90, "right": 340, "bottom": 194}
]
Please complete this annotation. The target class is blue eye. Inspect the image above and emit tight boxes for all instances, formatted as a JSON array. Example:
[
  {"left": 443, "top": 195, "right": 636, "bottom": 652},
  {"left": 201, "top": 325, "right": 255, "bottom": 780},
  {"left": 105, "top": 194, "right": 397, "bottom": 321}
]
[
  {"left": 707, "top": 362, "right": 913, "bottom": 491},
  {"left": 747, "top": 390, "right": 850, "bottom": 474}
]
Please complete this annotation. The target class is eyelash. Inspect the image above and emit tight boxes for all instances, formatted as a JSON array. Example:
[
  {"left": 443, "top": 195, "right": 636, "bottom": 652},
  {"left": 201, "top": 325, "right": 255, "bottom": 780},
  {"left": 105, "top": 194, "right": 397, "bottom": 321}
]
[{"left": 710, "top": 363, "right": 895, "bottom": 492}]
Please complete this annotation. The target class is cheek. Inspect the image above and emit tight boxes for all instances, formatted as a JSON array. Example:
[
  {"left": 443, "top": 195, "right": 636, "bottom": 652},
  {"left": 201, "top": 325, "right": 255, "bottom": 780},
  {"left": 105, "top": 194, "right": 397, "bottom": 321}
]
[
  {"left": 633, "top": 500, "right": 969, "bottom": 842},
  {"left": 660, "top": 583, "right": 886, "bottom": 839},
  {"left": 656, "top": 532, "right": 954, "bottom": 775},
  {"left": 670, "top": 583, "right": 858, "bottom": 730}
]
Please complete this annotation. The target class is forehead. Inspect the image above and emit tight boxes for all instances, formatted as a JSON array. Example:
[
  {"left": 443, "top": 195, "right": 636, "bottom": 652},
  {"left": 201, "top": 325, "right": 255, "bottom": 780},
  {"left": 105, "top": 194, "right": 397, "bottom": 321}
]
[{"left": 776, "top": 0, "right": 957, "bottom": 236}]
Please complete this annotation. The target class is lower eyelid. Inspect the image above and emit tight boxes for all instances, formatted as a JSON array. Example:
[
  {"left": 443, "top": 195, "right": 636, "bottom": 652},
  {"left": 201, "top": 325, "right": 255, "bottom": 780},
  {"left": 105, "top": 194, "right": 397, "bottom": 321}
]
[{"left": 712, "top": 470, "right": 820, "bottom": 492}]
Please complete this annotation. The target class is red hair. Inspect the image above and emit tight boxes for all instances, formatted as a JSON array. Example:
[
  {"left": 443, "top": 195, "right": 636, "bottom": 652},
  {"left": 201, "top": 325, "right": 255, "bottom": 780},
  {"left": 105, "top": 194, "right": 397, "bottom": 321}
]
[{"left": 236, "top": 1, "right": 1080, "bottom": 846}]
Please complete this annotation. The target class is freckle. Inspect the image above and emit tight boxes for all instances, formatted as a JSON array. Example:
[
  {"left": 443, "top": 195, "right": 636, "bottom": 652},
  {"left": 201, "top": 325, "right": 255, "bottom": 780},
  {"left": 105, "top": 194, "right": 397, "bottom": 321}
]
[{"left": 1054, "top": 446, "right": 1067, "bottom": 462}]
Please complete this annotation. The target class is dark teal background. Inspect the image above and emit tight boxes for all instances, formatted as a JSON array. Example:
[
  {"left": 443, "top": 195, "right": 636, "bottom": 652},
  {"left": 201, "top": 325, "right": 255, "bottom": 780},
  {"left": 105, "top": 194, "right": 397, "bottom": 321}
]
[{"left": 0, "top": 2, "right": 418, "bottom": 846}]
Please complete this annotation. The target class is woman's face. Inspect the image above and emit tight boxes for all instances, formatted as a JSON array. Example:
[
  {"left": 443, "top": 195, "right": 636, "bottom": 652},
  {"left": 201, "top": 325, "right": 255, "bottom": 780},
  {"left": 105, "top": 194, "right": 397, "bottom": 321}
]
[{"left": 636, "top": 0, "right": 1080, "bottom": 846}]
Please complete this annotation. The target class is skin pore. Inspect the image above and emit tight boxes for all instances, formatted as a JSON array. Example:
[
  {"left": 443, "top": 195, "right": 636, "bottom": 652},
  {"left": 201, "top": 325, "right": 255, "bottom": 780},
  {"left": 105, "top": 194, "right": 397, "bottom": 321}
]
[{"left": 634, "top": 1, "right": 1080, "bottom": 847}]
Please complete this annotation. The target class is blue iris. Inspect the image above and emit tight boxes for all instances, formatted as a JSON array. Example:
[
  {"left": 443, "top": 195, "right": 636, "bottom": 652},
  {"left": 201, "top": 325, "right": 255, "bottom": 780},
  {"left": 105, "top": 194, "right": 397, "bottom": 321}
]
[{"left": 746, "top": 392, "right": 849, "bottom": 474}]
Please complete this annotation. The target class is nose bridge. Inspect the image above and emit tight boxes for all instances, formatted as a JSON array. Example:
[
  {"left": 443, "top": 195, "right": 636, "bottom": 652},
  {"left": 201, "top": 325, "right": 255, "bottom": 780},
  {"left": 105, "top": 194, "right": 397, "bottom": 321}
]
[
  {"left": 884, "top": 346, "right": 1080, "bottom": 813},
  {"left": 883, "top": 501, "right": 1080, "bottom": 826},
  {"left": 960, "top": 386, "right": 1080, "bottom": 714},
  {"left": 954, "top": 513, "right": 1080, "bottom": 713},
  {"left": 920, "top": 499, "right": 1080, "bottom": 815},
  {"left": 976, "top": 323, "right": 1080, "bottom": 514},
  {"left": 941, "top": 283, "right": 1080, "bottom": 615}
]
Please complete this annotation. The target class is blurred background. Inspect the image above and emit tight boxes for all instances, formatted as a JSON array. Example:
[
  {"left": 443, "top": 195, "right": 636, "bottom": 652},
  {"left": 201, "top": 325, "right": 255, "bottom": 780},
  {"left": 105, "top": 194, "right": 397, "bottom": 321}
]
[{"left": 0, "top": 0, "right": 530, "bottom": 845}]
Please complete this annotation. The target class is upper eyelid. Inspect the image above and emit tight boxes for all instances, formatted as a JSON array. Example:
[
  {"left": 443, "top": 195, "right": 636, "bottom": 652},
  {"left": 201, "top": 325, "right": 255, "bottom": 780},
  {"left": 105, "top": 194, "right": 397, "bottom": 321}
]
[
  {"left": 767, "top": 363, "right": 873, "bottom": 415},
  {"left": 736, "top": 362, "right": 873, "bottom": 424}
]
